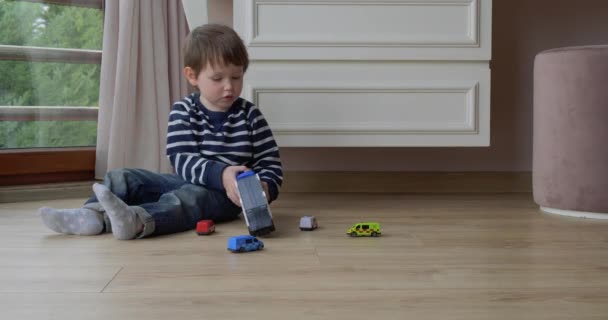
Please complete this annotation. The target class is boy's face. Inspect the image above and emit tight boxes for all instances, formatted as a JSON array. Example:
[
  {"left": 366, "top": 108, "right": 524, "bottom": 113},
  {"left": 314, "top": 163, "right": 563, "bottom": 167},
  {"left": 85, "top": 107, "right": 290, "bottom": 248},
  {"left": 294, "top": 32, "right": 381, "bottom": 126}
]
[{"left": 185, "top": 62, "right": 244, "bottom": 112}]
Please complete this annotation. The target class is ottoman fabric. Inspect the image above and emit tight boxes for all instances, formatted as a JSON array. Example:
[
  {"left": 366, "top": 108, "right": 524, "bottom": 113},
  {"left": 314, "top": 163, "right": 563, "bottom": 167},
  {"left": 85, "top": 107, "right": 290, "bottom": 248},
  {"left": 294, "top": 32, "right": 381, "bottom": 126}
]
[{"left": 533, "top": 45, "right": 608, "bottom": 213}]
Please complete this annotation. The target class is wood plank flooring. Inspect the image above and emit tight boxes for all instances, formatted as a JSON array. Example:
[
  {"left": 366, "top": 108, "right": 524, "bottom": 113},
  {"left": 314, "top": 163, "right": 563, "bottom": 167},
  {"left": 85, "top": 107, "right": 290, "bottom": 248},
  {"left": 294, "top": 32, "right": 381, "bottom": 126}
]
[{"left": 1, "top": 193, "right": 607, "bottom": 319}]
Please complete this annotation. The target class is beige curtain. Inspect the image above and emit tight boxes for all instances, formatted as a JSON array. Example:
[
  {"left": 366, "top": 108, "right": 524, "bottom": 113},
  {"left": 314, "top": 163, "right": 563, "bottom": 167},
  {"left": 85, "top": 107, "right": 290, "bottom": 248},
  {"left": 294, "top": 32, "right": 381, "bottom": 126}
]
[{"left": 95, "top": 0, "right": 190, "bottom": 179}]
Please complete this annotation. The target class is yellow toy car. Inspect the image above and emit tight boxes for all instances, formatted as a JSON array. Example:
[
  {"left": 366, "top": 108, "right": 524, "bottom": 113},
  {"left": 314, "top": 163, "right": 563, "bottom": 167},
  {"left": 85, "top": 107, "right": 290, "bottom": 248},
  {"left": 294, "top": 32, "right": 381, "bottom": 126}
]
[{"left": 346, "top": 222, "right": 381, "bottom": 237}]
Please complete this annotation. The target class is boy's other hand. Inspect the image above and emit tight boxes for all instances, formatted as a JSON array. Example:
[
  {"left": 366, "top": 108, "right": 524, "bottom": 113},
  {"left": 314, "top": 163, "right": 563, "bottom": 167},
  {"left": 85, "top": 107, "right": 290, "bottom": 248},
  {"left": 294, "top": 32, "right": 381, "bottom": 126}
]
[
  {"left": 261, "top": 181, "right": 270, "bottom": 202},
  {"left": 222, "top": 166, "right": 249, "bottom": 206}
]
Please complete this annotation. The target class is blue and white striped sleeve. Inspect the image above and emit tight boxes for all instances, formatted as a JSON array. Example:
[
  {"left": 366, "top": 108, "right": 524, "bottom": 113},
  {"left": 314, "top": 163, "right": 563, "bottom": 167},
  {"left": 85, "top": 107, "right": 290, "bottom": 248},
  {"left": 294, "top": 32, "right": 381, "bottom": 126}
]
[
  {"left": 166, "top": 101, "right": 228, "bottom": 191},
  {"left": 247, "top": 105, "right": 283, "bottom": 202}
]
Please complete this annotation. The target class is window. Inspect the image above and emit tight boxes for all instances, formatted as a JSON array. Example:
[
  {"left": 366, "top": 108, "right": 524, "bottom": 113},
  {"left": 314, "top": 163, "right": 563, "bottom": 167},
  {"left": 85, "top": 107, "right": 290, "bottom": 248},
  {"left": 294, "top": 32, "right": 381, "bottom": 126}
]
[{"left": 0, "top": 0, "right": 103, "bottom": 185}]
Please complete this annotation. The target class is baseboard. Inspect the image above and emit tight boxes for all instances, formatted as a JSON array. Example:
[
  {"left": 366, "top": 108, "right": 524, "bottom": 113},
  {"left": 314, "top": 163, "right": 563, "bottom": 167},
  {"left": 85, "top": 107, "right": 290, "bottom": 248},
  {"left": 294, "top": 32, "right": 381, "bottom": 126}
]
[
  {"left": 0, "top": 181, "right": 95, "bottom": 203},
  {"left": 0, "top": 172, "right": 532, "bottom": 203},
  {"left": 281, "top": 171, "right": 532, "bottom": 193}
]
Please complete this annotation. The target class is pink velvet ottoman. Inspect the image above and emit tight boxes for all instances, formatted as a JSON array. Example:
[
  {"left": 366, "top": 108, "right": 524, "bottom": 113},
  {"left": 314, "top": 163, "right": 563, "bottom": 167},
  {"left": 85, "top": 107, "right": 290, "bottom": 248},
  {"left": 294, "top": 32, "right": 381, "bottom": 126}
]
[{"left": 533, "top": 45, "right": 608, "bottom": 219}]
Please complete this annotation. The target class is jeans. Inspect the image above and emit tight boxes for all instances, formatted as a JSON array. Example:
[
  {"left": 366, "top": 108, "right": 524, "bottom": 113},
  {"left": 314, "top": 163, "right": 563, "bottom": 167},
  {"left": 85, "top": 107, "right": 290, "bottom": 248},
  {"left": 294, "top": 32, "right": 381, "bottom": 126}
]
[{"left": 85, "top": 168, "right": 241, "bottom": 237}]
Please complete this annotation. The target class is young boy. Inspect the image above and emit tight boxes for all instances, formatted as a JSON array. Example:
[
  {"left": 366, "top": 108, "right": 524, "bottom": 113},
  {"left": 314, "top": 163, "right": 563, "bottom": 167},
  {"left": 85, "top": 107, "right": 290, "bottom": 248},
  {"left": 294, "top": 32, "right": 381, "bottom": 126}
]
[{"left": 39, "top": 24, "right": 283, "bottom": 240}]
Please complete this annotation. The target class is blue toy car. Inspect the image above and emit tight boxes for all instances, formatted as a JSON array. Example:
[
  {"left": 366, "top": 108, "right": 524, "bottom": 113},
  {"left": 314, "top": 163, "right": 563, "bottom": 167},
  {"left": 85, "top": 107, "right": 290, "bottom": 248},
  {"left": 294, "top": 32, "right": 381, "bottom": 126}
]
[
  {"left": 227, "top": 235, "right": 264, "bottom": 253},
  {"left": 236, "top": 171, "right": 275, "bottom": 236}
]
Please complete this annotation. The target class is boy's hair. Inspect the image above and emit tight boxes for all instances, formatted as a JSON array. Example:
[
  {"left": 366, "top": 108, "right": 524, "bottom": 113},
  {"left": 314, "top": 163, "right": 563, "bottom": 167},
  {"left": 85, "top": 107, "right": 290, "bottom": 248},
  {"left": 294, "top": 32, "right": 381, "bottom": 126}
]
[{"left": 183, "top": 24, "right": 249, "bottom": 76}]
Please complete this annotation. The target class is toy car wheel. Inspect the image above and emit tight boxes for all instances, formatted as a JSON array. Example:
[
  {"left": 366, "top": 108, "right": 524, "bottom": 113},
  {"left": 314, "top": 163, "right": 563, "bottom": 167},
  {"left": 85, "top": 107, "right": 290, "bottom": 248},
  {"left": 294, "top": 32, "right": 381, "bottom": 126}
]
[
  {"left": 238, "top": 247, "right": 245, "bottom": 253},
  {"left": 371, "top": 232, "right": 378, "bottom": 237},
  {"left": 259, "top": 244, "right": 264, "bottom": 249},
  {"left": 350, "top": 232, "right": 357, "bottom": 237}
]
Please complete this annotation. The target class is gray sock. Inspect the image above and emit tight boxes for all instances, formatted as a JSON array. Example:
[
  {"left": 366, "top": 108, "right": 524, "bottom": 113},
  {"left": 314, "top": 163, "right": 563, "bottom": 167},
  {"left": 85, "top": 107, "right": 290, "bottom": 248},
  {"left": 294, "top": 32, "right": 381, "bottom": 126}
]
[
  {"left": 92, "top": 183, "right": 144, "bottom": 240},
  {"left": 39, "top": 207, "right": 104, "bottom": 236}
]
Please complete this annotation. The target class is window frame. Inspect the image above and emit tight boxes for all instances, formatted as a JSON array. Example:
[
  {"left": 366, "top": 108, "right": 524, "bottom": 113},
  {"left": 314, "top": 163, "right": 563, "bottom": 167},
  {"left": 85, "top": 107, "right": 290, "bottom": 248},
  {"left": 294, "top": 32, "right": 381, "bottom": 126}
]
[
  {"left": 0, "top": 148, "right": 95, "bottom": 186},
  {"left": 0, "top": 0, "right": 103, "bottom": 186}
]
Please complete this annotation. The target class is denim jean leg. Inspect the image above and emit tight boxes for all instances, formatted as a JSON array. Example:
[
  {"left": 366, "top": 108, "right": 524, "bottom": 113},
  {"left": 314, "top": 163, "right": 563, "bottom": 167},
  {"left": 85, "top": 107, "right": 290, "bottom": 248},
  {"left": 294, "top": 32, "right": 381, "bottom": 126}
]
[
  {"left": 83, "top": 168, "right": 188, "bottom": 233},
  {"left": 141, "top": 184, "right": 241, "bottom": 237},
  {"left": 84, "top": 168, "right": 187, "bottom": 206},
  {"left": 196, "top": 187, "right": 242, "bottom": 223}
]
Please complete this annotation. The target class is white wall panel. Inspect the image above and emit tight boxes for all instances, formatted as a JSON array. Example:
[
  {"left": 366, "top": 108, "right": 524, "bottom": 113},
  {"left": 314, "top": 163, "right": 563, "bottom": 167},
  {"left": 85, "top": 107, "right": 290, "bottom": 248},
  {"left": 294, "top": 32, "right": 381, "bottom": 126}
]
[
  {"left": 230, "top": 0, "right": 493, "bottom": 146},
  {"left": 254, "top": 88, "right": 477, "bottom": 132},
  {"left": 235, "top": 0, "right": 492, "bottom": 60},
  {"left": 243, "top": 62, "right": 490, "bottom": 146}
]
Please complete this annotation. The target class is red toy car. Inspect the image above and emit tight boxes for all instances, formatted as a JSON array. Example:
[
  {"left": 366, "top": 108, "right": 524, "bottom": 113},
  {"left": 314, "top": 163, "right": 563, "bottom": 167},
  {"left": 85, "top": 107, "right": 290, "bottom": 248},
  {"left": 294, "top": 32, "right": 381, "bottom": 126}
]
[{"left": 196, "top": 220, "right": 215, "bottom": 235}]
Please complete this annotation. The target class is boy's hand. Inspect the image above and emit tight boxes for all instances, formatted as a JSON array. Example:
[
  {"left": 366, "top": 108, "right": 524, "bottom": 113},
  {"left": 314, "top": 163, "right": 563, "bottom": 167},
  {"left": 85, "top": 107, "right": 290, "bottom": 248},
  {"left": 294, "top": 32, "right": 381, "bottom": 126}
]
[
  {"left": 261, "top": 181, "right": 270, "bottom": 202},
  {"left": 222, "top": 166, "right": 249, "bottom": 207}
]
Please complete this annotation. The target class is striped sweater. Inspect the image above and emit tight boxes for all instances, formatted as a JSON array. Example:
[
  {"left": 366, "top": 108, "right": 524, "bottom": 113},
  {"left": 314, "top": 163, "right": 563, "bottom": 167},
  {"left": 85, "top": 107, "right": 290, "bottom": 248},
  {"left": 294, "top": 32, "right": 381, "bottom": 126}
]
[{"left": 166, "top": 93, "right": 283, "bottom": 202}]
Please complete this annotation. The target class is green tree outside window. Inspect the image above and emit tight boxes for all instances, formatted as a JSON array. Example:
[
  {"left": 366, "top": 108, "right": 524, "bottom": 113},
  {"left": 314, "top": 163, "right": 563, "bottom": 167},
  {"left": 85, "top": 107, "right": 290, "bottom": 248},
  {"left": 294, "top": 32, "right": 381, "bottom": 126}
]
[{"left": 0, "top": 0, "right": 103, "bottom": 149}]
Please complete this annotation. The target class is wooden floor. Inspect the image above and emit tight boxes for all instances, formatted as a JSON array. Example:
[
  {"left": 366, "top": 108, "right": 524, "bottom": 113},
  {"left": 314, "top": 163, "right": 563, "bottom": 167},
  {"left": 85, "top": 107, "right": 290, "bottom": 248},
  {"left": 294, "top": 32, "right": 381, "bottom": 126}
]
[{"left": 1, "top": 193, "right": 608, "bottom": 319}]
